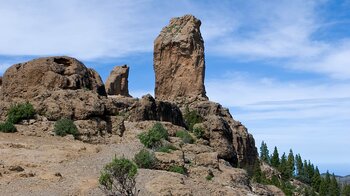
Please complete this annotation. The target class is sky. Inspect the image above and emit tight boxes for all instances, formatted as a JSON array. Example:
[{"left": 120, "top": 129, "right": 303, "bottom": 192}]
[{"left": 0, "top": 0, "right": 349, "bottom": 175}]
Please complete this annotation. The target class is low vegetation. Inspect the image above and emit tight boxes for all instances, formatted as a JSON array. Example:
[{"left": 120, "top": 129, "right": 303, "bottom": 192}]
[
  {"left": 99, "top": 157, "right": 139, "bottom": 196},
  {"left": 206, "top": 170, "right": 214, "bottom": 181},
  {"left": 54, "top": 118, "right": 79, "bottom": 138},
  {"left": 168, "top": 165, "right": 187, "bottom": 175},
  {"left": 192, "top": 126, "right": 205, "bottom": 139},
  {"left": 183, "top": 108, "right": 203, "bottom": 131},
  {"left": 175, "top": 130, "right": 194, "bottom": 144},
  {"left": 138, "top": 123, "right": 168, "bottom": 148},
  {"left": 0, "top": 121, "right": 17, "bottom": 133},
  {"left": 156, "top": 144, "right": 177, "bottom": 153},
  {"left": 133, "top": 149, "right": 156, "bottom": 169},
  {"left": 7, "top": 102, "right": 35, "bottom": 124}
]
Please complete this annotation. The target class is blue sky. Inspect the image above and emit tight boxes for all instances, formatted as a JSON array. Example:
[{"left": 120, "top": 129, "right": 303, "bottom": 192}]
[{"left": 0, "top": 0, "right": 349, "bottom": 175}]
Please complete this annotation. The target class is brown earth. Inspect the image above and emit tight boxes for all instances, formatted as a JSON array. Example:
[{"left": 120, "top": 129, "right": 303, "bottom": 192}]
[{"left": 0, "top": 121, "right": 283, "bottom": 196}]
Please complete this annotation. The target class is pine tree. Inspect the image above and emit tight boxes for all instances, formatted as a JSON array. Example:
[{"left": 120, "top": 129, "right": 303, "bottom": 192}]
[
  {"left": 303, "top": 160, "right": 310, "bottom": 183},
  {"left": 330, "top": 173, "right": 340, "bottom": 196},
  {"left": 342, "top": 184, "right": 350, "bottom": 196},
  {"left": 252, "top": 159, "right": 263, "bottom": 183},
  {"left": 295, "top": 154, "right": 304, "bottom": 180},
  {"left": 259, "top": 141, "right": 270, "bottom": 164},
  {"left": 279, "top": 152, "right": 289, "bottom": 180},
  {"left": 319, "top": 171, "right": 331, "bottom": 196},
  {"left": 311, "top": 166, "right": 321, "bottom": 192},
  {"left": 270, "top": 146, "right": 280, "bottom": 168},
  {"left": 287, "top": 149, "right": 295, "bottom": 178}
]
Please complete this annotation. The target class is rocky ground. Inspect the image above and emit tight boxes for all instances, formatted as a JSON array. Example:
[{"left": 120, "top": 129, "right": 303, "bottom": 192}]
[{"left": 0, "top": 121, "right": 283, "bottom": 196}]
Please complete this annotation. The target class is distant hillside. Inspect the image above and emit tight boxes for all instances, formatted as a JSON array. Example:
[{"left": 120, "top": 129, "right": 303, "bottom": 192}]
[{"left": 321, "top": 174, "right": 350, "bottom": 185}]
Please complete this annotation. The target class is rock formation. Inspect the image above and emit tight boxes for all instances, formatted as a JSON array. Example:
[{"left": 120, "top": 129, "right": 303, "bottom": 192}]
[
  {"left": 154, "top": 15, "right": 207, "bottom": 101},
  {"left": 0, "top": 15, "right": 281, "bottom": 195},
  {"left": 105, "top": 65, "right": 131, "bottom": 97},
  {"left": 0, "top": 76, "right": 2, "bottom": 91},
  {"left": 1, "top": 56, "right": 106, "bottom": 101}
]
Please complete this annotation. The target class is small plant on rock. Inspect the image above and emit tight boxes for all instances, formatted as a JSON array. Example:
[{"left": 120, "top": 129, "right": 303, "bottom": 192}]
[
  {"left": 0, "top": 121, "right": 17, "bottom": 133},
  {"left": 176, "top": 130, "right": 194, "bottom": 144},
  {"left": 183, "top": 108, "right": 203, "bottom": 131},
  {"left": 168, "top": 165, "right": 187, "bottom": 175},
  {"left": 206, "top": 170, "right": 214, "bottom": 181},
  {"left": 193, "top": 126, "right": 205, "bottom": 139},
  {"left": 7, "top": 102, "right": 35, "bottom": 124},
  {"left": 156, "top": 144, "right": 178, "bottom": 153},
  {"left": 134, "top": 149, "right": 156, "bottom": 169},
  {"left": 54, "top": 118, "right": 79, "bottom": 138},
  {"left": 99, "top": 157, "right": 139, "bottom": 196},
  {"left": 138, "top": 123, "right": 168, "bottom": 148}
]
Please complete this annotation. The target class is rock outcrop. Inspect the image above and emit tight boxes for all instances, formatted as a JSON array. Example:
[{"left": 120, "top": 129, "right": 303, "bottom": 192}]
[
  {"left": 186, "top": 100, "right": 258, "bottom": 167},
  {"left": 153, "top": 14, "right": 258, "bottom": 167},
  {"left": 1, "top": 56, "right": 106, "bottom": 101},
  {"left": 0, "top": 76, "right": 2, "bottom": 91},
  {"left": 105, "top": 65, "right": 131, "bottom": 97},
  {"left": 128, "top": 94, "right": 185, "bottom": 127},
  {"left": 154, "top": 15, "right": 207, "bottom": 101}
]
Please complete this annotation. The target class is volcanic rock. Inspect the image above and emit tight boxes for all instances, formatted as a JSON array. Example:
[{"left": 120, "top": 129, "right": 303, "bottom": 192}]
[
  {"left": 186, "top": 100, "right": 258, "bottom": 167},
  {"left": 1, "top": 56, "right": 106, "bottom": 101},
  {"left": 105, "top": 65, "right": 131, "bottom": 97},
  {"left": 128, "top": 94, "right": 185, "bottom": 127},
  {"left": 154, "top": 15, "right": 207, "bottom": 101}
]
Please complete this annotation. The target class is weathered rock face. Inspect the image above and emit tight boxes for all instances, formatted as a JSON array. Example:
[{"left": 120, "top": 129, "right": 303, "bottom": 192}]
[
  {"left": 128, "top": 94, "right": 185, "bottom": 127},
  {"left": 154, "top": 15, "right": 207, "bottom": 101},
  {"left": 1, "top": 56, "right": 106, "bottom": 100},
  {"left": 105, "top": 65, "right": 130, "bottom": 97},
  {"left": 184, "top": 100, "right": 258, "bottom": 167}
]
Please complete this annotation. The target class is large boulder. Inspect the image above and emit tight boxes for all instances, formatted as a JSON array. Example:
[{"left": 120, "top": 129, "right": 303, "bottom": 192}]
[
  {"left": 129, "top": 94, "right": 185, "bottom": 127},
  {"left": 1, "top": 56, "right": 106, "bottom": 101},
  {"left": 105, "top": 65, "right": 131, "bottom": 97},
  {"left": 154, "top": 15, "right": 207, "bottom": 101}
]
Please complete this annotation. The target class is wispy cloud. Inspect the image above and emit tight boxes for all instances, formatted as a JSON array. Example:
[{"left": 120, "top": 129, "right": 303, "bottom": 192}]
[
  {"left": 206, "top": 72, "right": 350, "bottom": 174},
  {"left": 1, "top": 0, "right": 349, "bottom": 80}
]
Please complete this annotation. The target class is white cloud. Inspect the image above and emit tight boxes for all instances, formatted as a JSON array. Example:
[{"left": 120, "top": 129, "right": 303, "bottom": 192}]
[
  {"left": 0, "top": 0, "right": 238, "bottom": 60},
  {"left": 206, "top": 72, "right": 350, "bottom": 173}
]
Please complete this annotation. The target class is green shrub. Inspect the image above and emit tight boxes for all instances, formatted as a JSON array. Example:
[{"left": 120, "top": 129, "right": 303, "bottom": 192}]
[
  {"left": 206, "top": 174, "right": 214, "bottom": 181},
  {"left": 0, "top": 121, "right": 17, "bottom": 133},
  {"left": 7, "top": 102, "right": 35, "bottom": 124},
  {"left": 54, "top": 118, "right": 79, "bottom": 138},
  {"left": 168, "top": 165, "right": 187, "bottom": 175},
  {"left": 156, "top": 144, "right": 178, "bottom": 153},
  {"left": 138, "top": 123, "right": 168, "bottom": 148},
  {"left": 99, "top": 157, "right": 138, "bottom": 196},
  {"left": 206, "top": 169, "right": 214, "bottom": 181},
  {"left": 175, "top": 130, "right": 194, "bottom": 144},
  {"left": 134, "top": 149, "right": 156, "bottom": 169},
  {"left": 193, "top": 126, "right": 205, "bottom": 139},
  {"left": 183, "top": 108, "right": 203, "bottom": 131}
]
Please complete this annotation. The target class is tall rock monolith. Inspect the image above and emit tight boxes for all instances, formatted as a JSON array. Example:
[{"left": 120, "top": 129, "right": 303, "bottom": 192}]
[
  {"left": 154, "top": 15, "right": 207, "bottom": 101},
  {"left": 105, "top": 65, "right": 131, "bottom": 97}
]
